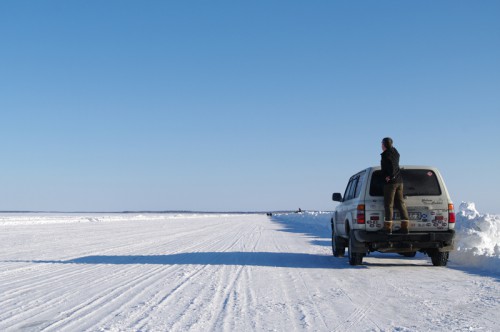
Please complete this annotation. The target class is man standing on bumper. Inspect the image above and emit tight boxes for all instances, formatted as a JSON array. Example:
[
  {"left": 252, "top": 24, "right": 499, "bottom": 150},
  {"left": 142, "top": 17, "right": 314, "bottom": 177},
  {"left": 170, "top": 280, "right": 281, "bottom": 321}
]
[{"left": 381, "top": 137, "right": 410, "bottom": 234}]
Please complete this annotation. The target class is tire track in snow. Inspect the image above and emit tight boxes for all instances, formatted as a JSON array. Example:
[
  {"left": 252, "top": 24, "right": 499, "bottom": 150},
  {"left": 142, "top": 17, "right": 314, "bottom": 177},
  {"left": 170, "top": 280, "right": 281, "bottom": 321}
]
[
  {"left": 58, "top": 220, "right": 249, "bottom": 331},
  {"left": 146, "top": 221, "right": 261, "bottom": 331},
  {"left": 323, "top": 254, "right": 415, "bottom": 332},
  {"left": 153, "top": 222, "right": 257, "bottom": 331},
  {"left": 0, "top": 264, "right": 157, "bottom": 331},
  {"left": 0, "top": 264, "right": 120, "bottom": 324},
  {"left": 1, "top": 216, "right": 255, "bottom": 331},
  {"left": 118, "top": 263, "right": 216, "bottom": 331},
  {"left": 217, "top": 222, "right": 263, "bottom": 331},
  {"left": 207, "top": 265, "right": 246, "bottom": 331},
  {"left": 38, "top": 265, "right": 169, "bottom": 331},
  {"left": 331, "top": 274, "right": 385, "bottom": 331},
  {"left": 215, "top": 222, "right": 264, "bottom": 331},
  {"left": 274, "top": 227, "right": 330, "bottom": 331},
  {"left": 268, "top": 227, "right": 311, "bottom": 331},
  {"left": 99, "top": 217, "right": 260, "bottom": 331}
]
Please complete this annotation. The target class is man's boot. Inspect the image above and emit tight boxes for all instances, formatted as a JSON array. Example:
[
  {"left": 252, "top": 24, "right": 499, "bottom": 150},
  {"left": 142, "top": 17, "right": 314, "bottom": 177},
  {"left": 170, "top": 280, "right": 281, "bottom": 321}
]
[
  {"left": 382, "top": 221, "right": 393, "bottom": 234},
  {"left": 396, "top": 220, "right": 410, "bottom": 234}
]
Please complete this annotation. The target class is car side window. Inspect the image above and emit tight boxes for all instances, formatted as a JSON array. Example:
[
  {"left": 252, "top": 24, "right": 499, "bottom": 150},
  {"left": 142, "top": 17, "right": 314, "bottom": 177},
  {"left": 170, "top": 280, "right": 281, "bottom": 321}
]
[
  {"left": 343, "top": 180, "right": 353, "bottom": 202},
  {"left": 354, "top": 172, "right": 365, "bottom": 198},
  {"left": 347, "top": 177, "right": 358, "bottom": 200},
  {"left": 343, "top": 176, "right": 359, "bottom": 201}
]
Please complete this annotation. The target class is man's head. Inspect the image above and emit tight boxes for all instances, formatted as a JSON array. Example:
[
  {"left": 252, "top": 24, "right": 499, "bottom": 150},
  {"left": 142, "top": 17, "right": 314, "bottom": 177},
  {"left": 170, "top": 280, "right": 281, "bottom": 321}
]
[{"left": 382, "top": 137, "right": 393, "bottom": 150}]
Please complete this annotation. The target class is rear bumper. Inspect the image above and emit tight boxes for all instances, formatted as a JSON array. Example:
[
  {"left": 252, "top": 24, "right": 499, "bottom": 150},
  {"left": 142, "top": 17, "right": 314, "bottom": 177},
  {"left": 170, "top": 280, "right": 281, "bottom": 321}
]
[{"left": 353, "top": 230, "right": 455, "bottom": 251}]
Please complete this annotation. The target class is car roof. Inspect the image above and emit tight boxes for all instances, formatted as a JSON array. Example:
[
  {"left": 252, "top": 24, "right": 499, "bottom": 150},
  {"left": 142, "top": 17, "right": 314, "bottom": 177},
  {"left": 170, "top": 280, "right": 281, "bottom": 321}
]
[
  {"left": 348, "top": 166, "right": 440, "bottom": 180},
  {"left": 368, "top": 165, "right": 439, "bottom": 171}
]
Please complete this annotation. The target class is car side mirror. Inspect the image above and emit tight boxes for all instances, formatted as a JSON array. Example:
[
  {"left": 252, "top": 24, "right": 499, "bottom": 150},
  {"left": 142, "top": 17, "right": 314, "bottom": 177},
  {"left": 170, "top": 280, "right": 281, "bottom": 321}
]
[{"left": 332, "top": 193, "right": 342, "bottom": 202}]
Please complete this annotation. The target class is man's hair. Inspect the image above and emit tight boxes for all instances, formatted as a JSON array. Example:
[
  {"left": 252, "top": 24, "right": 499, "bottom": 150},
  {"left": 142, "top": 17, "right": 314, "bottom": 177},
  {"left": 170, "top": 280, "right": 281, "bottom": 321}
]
[{"left": 382, "top": 137, "right": 393, "bottom": 149}]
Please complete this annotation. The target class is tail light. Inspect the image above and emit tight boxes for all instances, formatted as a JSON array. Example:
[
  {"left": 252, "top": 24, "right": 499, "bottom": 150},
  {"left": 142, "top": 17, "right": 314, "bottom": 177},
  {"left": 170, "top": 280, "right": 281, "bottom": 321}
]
[
  {"left": 448, "top": 203, "right": 456, "bottom": 223},
  {"left": 356, "top": 204, "right": 365, "bottom": 224}
]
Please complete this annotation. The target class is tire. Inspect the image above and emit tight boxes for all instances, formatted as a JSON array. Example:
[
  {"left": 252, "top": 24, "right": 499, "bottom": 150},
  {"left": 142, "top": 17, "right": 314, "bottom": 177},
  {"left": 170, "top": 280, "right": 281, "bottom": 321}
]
[
  {"left": 348, "top": 232, "right": 364, "bottom": 266},
  {"left": 332, "top": 232, "right": 346, "bottom": 257},
  {"left": 431, "top": 251, "right": 449, "bottom": 266}
]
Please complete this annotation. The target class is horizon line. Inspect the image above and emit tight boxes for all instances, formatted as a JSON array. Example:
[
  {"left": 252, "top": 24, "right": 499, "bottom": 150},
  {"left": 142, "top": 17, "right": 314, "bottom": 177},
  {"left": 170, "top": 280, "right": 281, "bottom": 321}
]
[{"left": 0, "top": 209, "right": 329, "bottom": 214}]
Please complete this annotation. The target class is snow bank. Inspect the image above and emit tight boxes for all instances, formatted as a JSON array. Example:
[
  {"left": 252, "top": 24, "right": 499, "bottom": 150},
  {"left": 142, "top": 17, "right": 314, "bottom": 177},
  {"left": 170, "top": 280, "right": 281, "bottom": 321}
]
[
  {"left": 270, "top": 211, "right": 332, "bottom": 243},
  {"left": 271, "top": 211, "right": 331, "bottom": 229},
  {"left": 452, "top": 202, "right": 500, "bottom": 274}
]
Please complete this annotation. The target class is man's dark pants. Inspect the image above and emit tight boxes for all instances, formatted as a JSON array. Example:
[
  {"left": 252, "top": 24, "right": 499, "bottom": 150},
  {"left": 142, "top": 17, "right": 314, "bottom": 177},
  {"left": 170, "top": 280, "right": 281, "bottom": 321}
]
[{"left": 384, "top": 182, "right": 409, "bottom": 221}]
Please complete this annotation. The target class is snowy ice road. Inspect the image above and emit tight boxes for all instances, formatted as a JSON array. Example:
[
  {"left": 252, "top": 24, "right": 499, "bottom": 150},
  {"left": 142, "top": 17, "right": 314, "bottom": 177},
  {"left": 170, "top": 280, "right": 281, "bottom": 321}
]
[{"left": 0, "top": 213, "right": 498, "bottom": 331}]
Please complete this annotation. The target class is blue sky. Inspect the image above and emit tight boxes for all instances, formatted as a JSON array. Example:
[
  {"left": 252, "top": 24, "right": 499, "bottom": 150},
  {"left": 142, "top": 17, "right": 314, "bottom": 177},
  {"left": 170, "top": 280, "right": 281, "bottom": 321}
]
[{"left": 1, "top": 1, "right": 499, "bottom": 213}]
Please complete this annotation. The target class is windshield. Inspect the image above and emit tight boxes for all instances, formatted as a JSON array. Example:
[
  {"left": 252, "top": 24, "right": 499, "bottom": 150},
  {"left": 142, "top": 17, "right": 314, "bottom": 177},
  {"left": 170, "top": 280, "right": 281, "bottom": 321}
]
[{"left": 369, "top": 169, "right": 442, "bottom": 196}]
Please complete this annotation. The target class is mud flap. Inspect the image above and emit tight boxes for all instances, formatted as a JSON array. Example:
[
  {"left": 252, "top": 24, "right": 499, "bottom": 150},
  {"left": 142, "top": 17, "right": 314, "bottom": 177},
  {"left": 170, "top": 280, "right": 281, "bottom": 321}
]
[{"left": 350, "top": 230, "right": 367, "bottom": 254}]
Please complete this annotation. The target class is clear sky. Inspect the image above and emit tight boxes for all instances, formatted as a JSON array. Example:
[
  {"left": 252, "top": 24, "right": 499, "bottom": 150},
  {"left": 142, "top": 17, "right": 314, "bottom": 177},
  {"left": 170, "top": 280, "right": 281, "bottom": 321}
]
[{"left": 1, "top": 1, "right": 499, "bottom": 213}]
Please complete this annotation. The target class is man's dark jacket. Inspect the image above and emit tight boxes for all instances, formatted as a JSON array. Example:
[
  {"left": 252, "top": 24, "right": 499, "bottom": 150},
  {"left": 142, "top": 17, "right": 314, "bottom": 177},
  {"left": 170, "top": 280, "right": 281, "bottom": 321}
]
[{"left": 381, "top": 147, "right": 403, "bottom": 184}]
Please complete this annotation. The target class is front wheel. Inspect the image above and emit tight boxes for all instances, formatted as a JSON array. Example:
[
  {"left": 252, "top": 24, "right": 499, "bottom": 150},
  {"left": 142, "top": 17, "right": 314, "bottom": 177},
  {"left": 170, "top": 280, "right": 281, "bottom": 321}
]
[{"left": 430, "top": 251, "right": 449, "bottom": 266}]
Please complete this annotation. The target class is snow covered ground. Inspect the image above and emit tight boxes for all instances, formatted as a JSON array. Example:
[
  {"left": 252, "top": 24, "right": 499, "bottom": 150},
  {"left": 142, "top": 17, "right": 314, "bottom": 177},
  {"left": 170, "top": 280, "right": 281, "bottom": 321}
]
[{"left": 0, "top": 205, "right": 498, "bottom": 331}]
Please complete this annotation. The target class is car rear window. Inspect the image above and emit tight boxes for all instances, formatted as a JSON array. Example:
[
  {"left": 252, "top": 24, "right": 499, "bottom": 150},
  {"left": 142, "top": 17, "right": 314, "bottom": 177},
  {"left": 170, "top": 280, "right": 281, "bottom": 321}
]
[{"left": 369, "top": 169, "right": 442, "bottom": 196}]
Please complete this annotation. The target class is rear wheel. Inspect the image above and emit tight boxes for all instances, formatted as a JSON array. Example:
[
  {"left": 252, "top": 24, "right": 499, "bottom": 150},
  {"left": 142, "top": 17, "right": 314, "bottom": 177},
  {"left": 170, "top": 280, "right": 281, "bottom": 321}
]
[
  {"left": 332, "top": 232, "right": 346, "bottom": 257},
  {"left": 348, "top": 232, "right": 364, "bottom": 266},
  {"left": 430, "top": 251, "right": 449, "bottom": 266}
]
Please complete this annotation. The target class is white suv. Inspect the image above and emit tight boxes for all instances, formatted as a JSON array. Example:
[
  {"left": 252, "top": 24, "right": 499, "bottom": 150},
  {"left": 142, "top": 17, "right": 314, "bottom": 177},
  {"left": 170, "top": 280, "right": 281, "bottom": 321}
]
[{"left": 331, "top": 165, "right": 456, "bottom": 266}]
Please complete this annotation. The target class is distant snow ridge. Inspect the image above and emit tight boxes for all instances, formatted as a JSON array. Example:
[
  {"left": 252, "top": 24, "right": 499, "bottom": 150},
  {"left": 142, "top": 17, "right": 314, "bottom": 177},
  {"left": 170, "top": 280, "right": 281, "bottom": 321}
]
[
  {"left": 0, "top": 213, "right": 238, "bottom": 226},
  {"left": 452, "top": 202, "right": 500, "bottom": 273}
]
